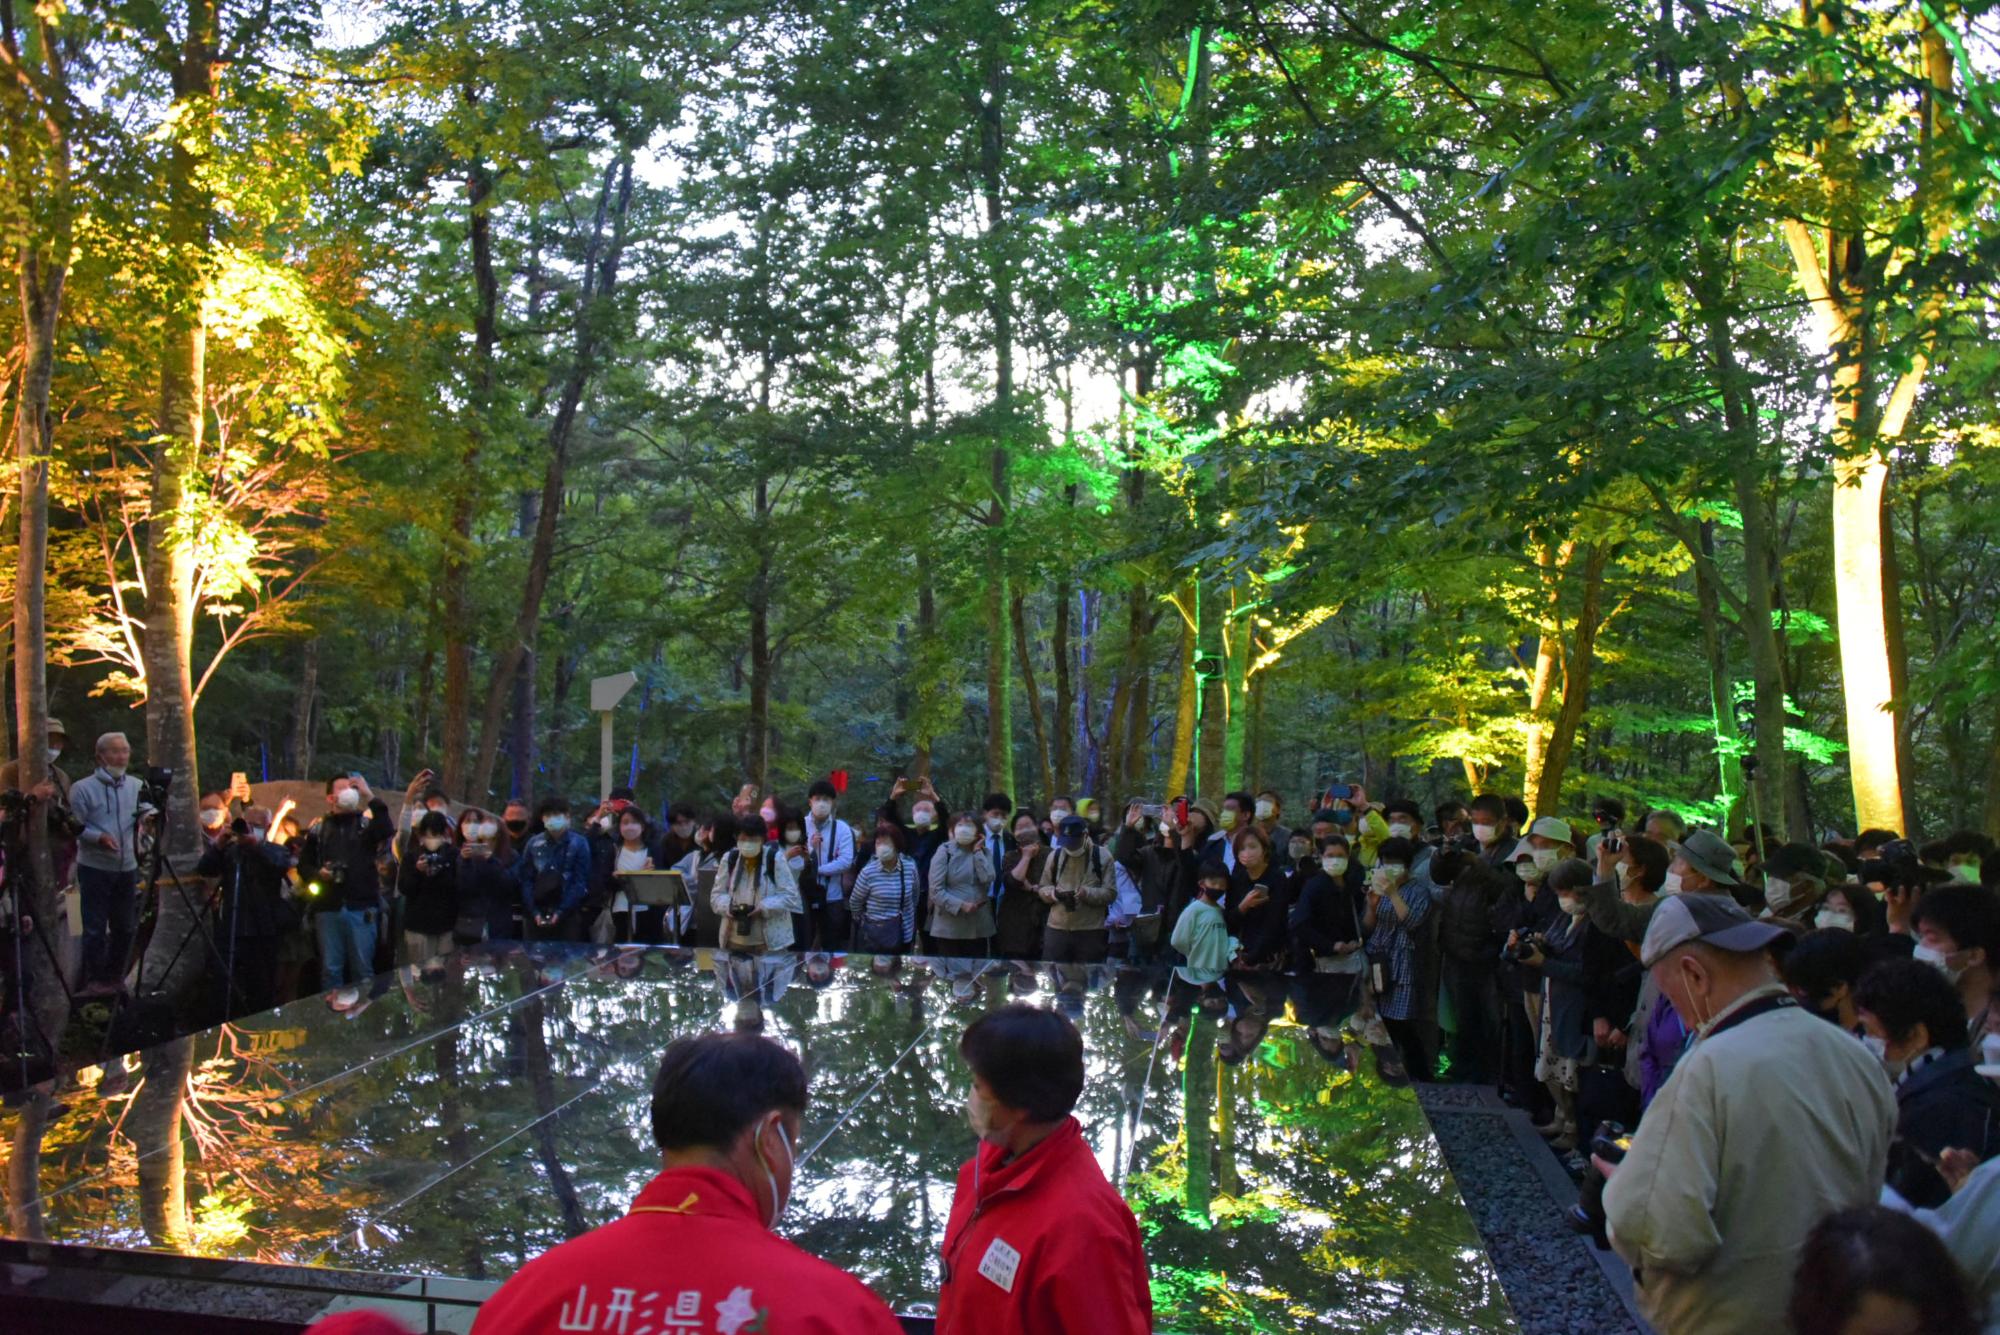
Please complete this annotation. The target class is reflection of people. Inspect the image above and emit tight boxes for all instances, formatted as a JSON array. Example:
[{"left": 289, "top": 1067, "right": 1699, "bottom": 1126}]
[
  {"left": 472, "top": 1033, "right": 902, "bottom": 1335},
  {"left": 938, "top": 1004, "right": 1150, "bottom": 1334}
]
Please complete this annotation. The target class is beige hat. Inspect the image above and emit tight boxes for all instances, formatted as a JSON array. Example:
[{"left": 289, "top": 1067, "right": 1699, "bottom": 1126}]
[
  {"left": 46, "top": 717, "right": 67, "bottom": 738},
  {"left": 1528, "top": 816, "right": 1575, "bottom": 846}
]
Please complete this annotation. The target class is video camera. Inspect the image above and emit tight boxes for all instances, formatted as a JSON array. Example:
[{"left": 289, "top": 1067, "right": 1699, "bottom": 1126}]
[{"left": 139, "top": 764, "right": 175, "bottom": 808}]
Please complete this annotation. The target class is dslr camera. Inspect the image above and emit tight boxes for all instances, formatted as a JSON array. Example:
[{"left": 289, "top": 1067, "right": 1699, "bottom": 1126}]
[
  {"left": 1507, "top": 932, "right": 1547, "bottom": 963},
  {"left": 1569, "top": 1121, "right": 1633, "bottom": 1249}
]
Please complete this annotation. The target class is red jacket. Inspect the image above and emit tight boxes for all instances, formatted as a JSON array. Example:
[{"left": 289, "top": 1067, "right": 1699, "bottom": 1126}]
[
  {"left": 936, "top": 1117, "right": 1152, "bottom": 1335},
  {"left": 471, "top": 1166, "right": 902, "bottom": 1335}
]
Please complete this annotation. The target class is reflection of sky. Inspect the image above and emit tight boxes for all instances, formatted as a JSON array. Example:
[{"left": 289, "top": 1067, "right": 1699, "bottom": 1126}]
[{"left": 1, "top": 947, "right": 1515, "bottom": 1333}]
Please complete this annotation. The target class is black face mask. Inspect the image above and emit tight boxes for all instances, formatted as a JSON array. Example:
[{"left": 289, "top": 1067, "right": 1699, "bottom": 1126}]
[{"left": 505, "top": 819, "right": 528, "bottom": 836}]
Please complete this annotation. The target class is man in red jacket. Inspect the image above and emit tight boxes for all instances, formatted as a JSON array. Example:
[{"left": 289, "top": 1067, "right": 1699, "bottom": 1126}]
[
  {"left": 472, "top": 1032, "right": 902, "bottom": 1335},
  {"left": 937, "top": 1003, "right": 1152, "bottom": 1334}
]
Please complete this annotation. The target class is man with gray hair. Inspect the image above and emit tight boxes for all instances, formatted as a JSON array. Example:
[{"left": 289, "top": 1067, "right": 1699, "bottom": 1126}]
[
  {"left": 1599, "top": 893, "right": 1894, "bottom": 1334},
  {"left": 67, "top": 732, "right": 146, "bottom": 994}
]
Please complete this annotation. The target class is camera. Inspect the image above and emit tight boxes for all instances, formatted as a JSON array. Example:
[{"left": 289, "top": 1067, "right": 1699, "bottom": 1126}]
[
  {"left": 1508, "top": 933, "right": 1546, "bottom": 963},
  {"left": 1568, "top": 1121, "right": 1633, "bottom": 1249},
  {"left": 140, "top": 764, "right": 175, "bottom": 807},
  {"left": 1057, "top": 887, "right": 1079, "bottom": 909}
]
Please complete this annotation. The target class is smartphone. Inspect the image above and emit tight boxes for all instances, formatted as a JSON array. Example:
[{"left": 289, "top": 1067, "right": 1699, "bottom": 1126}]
[
  {"left": 1138, "top": 801, "right": 1165, "bottom": 821},
  {"left": 1173, "top": 796, "right": 1189, "bottom": 826},
  {"left": 1324, "top": 782, "right": 1355, "bottom": 802}
]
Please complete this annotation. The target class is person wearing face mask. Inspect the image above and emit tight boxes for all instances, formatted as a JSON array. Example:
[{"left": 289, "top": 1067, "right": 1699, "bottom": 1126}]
[
  {"left": 396, "top": 810, "right": 461, "bottom": 975},
  {"left": 979, "top": 792, "right": 1015, "bottom": 910},
  {"left": 1910, "top": 884, "right": 1999, "bottom": 1041},
  {"left": 656, "top": 801, "right": 700, "bottom": 869},
  {"left": 1780, "top": 928, "right": 1869, "bottom": 1032},
  {"left": 1755, "top": 842, "right": 1829, "bottom": 921},
  {"left": 194, "top": 804, "right": 297, "bottom": 1019},
  {"left": 1935, "top": 830, "right": 1993, "bottom": 888},
  {"left": 881, "top": 776, "right": 950, "bottom": 925},
  {"left": 197, "top": 791, "right": 232, "bottom": 848},
  {"left": 1597, "top": 893, "right": 1894, "bottom": 1335},
  {"left": 1467, "top": 793, "right": 1520, "bottom": 875},
  {"left": 1252, "top": 787, "right": 1291, "bottom": 856},
  {"left": 607, "top": 807, "right": 663, "bottom": 942},
  {"left": 1222, "top": 825, "right": 1291, "bottom": 971},
  {"left": 1380, "top": 799, "right": 1425, "bottom": 858},
  {"left": 1855, "top": 957, "right": 2000, "bottom": 1210},
  {"left": 1360, "top": 836, "right": 1435, "bottom": 1078},
  {"left": 1434, "top": 798, "right": 1471, "bottom": 845},
  {"left": 711, "top": 814, "right": 802, "bottom": 956},
  {"left": 996, "top": 812, "right": 1051, "bottom": 960},
  {"left": 500, "top": 800, "right": 533, "bottom": 845},
  {"left": 513, "top": 796, "right": 595, "bottom": 942},
  {"left": 1492, "top": 835, "right": 1563, "bottom": 1115},
  {"left": 1037, "top": 815, "right": 1114, "bottom": 966},
  {"left": 849, "top": 823, "right": 918, "bottom": 953},
  {"left": 1290, "top": 834, "right": 1369, "bottom": 975},
  {"left": 0, "top": 716, "right": 74, "bottom": 806},
  {"left": 937, "top": 1005, "right": 1151, "bottom": 1335},
  {"left": 298, "top": 771, "right": 395, "bottom": 1000},
  {"left": 1515, "top": 859, "right": 1633, "bottom": 1150},
  {"left": 927, "top": 812, "right": 998, "bottom": 958},
  {"left": 472, "top": 1033, "right": 902, "bottom": 1335},
  {"left": 801, "top": 779, "right": 856, "bottom": 952},
  {"left": 68, "top": 732, "right": 148, "bottom": 995},
  {"left": 454, "top": 806, "right": 519, "bottom": 943}
]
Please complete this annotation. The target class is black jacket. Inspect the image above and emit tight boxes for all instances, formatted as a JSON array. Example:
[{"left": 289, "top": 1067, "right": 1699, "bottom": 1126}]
[
  {"left": 1112, "top": 826, "right": 1192, "bottom": 925},
  {"left": 456, "top": 849, "right": 517, "bottom": 925},
  {"left": 1438, "top": 872, "right": 1500, "bottom": 966},
  {"left": 197, "top": 836, "right": 297, "bottom": 941},
  {"left": 1225, "top": 860, "right": 1292, "bottom": 968},
  {"left": 398, "top": 839, "right": 461, "bottom": 936},
  {"left": 300, "top": 800, "right": 394, "bottom": 911},
  {"left": 1888, "top": 1047, "right": 2000, "bottom": 1208},
  {"left": 1288, "top": 867, "right": 1364, "bottom": 963}
]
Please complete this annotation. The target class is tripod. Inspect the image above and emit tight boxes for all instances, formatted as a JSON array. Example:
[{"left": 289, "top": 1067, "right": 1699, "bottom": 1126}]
[{"left": 0, "top": 808, "right": 79, "bottom": 1093}]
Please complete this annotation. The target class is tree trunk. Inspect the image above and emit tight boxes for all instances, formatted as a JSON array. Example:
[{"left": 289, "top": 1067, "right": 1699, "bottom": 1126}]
[
  {"left": 132, "top": 1036, "right": 194, "bottom": 1247},
  {"left": 508, "top": 488, "right": 538, "bottom": 801},
  {"left": 1734, "top": 469, "right": 1793, "bottom": 843},
  {"left": 1983, "top": 693, "right": 2000, "bottom": 836},
  {"left": 748, "top": 478, "right": 773, "bottom": 793},
  {"left": 439, "top": 138, "right": 500, "bottom": 797},
  {"left": 469, "top": 151, "right": 634, "bottom": 801},
  {"left": 1165, "top": 583, "right": 1197, "bottom": 798},
  {"left": 143, "top": 0, "right": 218, "bottom": 877},
  {"left": 1220, "top": 602, "right": 1249, "bottom": 793},
  {"left": 5, "top": 1089, "right": 52, "bottom": 1239},
  {"left": 10, "top": 28, "right": 71, "bottom": 1073},
  {"left": 1520, "top": 539, "right": 1572, "bottom": 810},
  {"left": 911, "top": 550, "right": 936, "bottom": 781},
  {"left": 1693, "top": 527, "right": 1744, "bottom": 832},
  {"left": 1012, "top": 590, "right": 1054, "bottom": 805},
  {"left": 1053, "top": 579, "right": 1073, "bottom": 796},
  {"left": 1531, "top": 544, "right": 1607, "bottom": 815},
  {"left": 291, "top": 637, "right": 318, "bottom": 777},
  {"left": 976, "top": 38, "right": 1015, "bottom": 801}
]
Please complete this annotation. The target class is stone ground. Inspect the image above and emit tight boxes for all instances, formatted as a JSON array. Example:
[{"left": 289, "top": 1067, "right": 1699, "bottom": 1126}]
[{"left": 1418, "top": 1082, "right": 1652, "bottom": 1335}]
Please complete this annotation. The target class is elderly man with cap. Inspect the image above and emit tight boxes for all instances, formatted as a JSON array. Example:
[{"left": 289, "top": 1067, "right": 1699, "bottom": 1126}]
[
  {"left": 0, "top": 716, "right": 73, "bottom": 804},
  {"left": 1599, "top": 894, "right": 1894, "bottom": 1335}
]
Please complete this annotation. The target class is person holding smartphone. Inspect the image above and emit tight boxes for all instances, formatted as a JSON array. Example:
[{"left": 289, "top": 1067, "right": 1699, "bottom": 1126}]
[{"left": 298, "top": 771, "right": 394, "bottom": 1003}]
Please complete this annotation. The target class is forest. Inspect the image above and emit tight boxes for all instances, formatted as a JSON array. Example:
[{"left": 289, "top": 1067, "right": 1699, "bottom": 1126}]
[{"left": 7, "top": 0, "right": 2000, "bottom": 869}]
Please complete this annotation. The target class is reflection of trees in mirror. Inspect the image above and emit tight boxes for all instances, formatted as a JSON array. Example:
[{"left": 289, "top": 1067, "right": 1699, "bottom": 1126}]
[{"left": 2, "top": 950, "right": 1510, "bottom": 1333}]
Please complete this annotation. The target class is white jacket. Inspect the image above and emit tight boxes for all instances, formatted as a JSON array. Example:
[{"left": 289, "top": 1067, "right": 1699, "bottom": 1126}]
[
  {"left": 710, "top": 848, "right": 802, "bottom": 953},
  {"left": 1604, "top": 981, "right": 1896, "bottom": 1335}
]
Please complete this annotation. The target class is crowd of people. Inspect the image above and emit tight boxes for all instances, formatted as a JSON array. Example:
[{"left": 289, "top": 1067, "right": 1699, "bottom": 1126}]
[{"left": 10, "top": 713, "right": 2000, "bottom": 1333}]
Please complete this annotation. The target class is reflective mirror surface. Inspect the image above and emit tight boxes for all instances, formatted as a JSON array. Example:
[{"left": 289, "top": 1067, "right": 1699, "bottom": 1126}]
[{"left": 0, "top": 946, "right": 1515, "bottom": 1333}]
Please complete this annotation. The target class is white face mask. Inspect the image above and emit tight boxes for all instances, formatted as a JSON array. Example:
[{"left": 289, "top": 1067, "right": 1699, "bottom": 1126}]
[
  {"left": 1517, "top": 862, "right": 1545, "bottom": 885},
  {"left": 1763, "top": 875, "right": 1791, "bottom": 910},
  {"left": 736, "top": 839, "right": 762, "bottom": 860},
  {"left": 1660, "top": 871, "right": 1684, "bottom": 896},
  {"left": 955, "top": 825, "right": 977, "bottom": 847},
  {"left": 1254, "top": 799, "right": 1275, "bottom": 820},
  {"left": 1614, "top": 860, "right": 1635, "bottom": 884},
  {"left": 543, "top": 814, "right": 569, "bottom": 834},
  {"left": 1558, "top": 895, "right": 1584, "bottom": 918},
  {"left": 1862, "top": 1033, "right": 1909, "bottom": 1080},
  {"left": 1472, "top": 822, "right": 1497, "bottom": 844},
  {"left": 811, "top": 799, "right": 832, "bottom": 819},
  {"left": 200, "top": 808, "right": 227, "bottom": 829},
  {"left": 1322, "top": 855, "right": 1348, "bottom": 876},
  {"left": 876, "top": 842, "right": 896, "bottom": 864},
  {"left": 1818, "top": 910, "right": 1855, "bottom": 932},
  {"left": 1374, "top": 864, "right": 1406, "bottom": 890},
  {"left": 754, "top": 1115, "right": 795, "bottom": 1228},
  {"left": 47, "top": 746, "right": 61, "bottom": 763},
  {"left": 1981, "top": 1031, "right": 2000, "bottom": 1071},
  {"left": 984, "top": 815, "right": 1005, "bottom": 833},
  {"left": 472, "top": 821, "right": 498, "bottom": 840},
  {"left": 1530, "top": 847, "right": 1560, "bottom": 872},
  {"left": 784, "top": 829, "right": 803, "bottom": 845},
  {"left": 911, "top": 807, "right": 935, "bottom": 828},
  {"left": 1388, "top": 821, "right": 1415, "bottom": 840},
  {"left": 1050, "top": 807, "right": 1071, "bottom": 822},
  {"left": 335, "top": 787, "right": 361, "bottom": 812},
  {"left": 1158, "top": 821, "right": 1173, "bottom": 839},
  {"left": 245, "top": 826, "right": 266, "bottom": 843},
  {"left": 421, "top": 836, "right": 447, "bottom": 851},
  {"left": 621, "top": 825, "right": 644, "bottom": 843},
  {"left": 1914, "top": 943, "right": 1967, "bottom": 984}
]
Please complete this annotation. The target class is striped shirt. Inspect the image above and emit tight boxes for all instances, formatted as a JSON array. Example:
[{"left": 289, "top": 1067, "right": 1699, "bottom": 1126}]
[{"left": 850, "top": 857, "right": 918, "bottom": 945}]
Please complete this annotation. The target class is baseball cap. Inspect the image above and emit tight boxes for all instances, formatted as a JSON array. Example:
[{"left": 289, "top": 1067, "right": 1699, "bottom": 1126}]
[
  {"left": 1678, "top": 829, "right": 1744, "bottom": 887},
  {"left": 1640, "top": 893, "right": 1788, "bottom": 968},
  {"left": 1528, "top": 816, "right": 1574, "bottom": 845}
]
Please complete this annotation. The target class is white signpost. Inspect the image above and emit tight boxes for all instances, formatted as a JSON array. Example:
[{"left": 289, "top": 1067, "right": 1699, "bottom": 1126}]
[{"left": 590, "top": 670, "right": 639, "bottom": 800}]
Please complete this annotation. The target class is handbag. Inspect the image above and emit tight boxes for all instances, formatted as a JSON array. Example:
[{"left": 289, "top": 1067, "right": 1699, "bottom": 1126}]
[{"left": 452, "top": 911, "right": 487, "bottom": 946}]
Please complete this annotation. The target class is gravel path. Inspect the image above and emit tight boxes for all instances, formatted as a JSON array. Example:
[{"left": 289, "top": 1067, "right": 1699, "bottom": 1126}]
[{"left": 1419, "top": 1085, "right": 1650, "bottom": 1335}]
